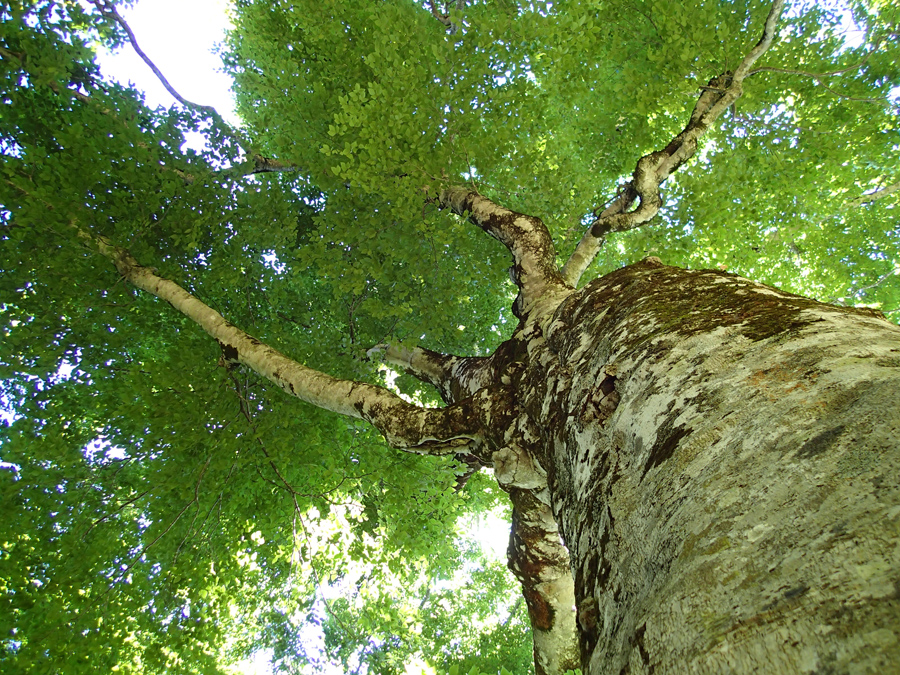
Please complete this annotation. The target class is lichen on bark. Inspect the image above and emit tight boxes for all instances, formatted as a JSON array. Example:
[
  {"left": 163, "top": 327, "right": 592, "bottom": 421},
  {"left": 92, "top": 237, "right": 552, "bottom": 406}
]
[{"left": 525, "top": 259, "right": 900, "bottom": 674}]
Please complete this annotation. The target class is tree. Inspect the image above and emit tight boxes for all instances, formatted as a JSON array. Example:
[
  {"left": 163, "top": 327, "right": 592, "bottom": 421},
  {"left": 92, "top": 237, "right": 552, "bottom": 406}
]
[{"left": 1, "top": 0, "right": 899, "bottom": 673}]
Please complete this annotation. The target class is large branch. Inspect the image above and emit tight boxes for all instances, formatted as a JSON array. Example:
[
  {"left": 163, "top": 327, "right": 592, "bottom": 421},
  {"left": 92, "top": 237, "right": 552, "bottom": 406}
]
[
  {"left": 440, "top": 187, "right": 568, "bottom": 315},
  {"left": 562, "top": 0, "right": 786, "bottom": 287},
  {"left": 85, "top": 234, "right": 485, "bottom": 453},
  {"left": 368, "top": 343, "right": 459, "bottom": 401}
]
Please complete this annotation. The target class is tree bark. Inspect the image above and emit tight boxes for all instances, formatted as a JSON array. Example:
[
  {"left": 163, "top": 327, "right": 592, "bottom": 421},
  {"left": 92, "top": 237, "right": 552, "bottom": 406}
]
[{"left": 518, "top": 258, "right": 900, "bottom": 673}]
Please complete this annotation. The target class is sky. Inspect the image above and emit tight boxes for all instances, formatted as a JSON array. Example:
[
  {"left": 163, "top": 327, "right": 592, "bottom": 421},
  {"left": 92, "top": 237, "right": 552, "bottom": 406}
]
[{"left": 94, "top": 0, "right": 238, "bottom": 125}]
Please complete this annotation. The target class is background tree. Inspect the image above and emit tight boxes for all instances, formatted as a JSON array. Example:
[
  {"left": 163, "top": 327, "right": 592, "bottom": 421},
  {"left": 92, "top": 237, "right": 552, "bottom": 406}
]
[{"left": 1, "top": 0, "right": 898, "bottom": 674}]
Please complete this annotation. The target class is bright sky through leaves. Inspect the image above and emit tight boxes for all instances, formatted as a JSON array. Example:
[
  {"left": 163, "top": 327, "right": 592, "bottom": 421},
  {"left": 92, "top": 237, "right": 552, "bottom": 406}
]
[{"left": 94, "top": 0, "right": 238, "bottom": 123}]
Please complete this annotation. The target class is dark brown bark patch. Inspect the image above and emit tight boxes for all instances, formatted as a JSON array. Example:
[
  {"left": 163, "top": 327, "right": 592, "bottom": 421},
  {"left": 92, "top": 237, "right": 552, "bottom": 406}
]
[
  {"left": 797, "top": 425, "right": 846, "bottom": 459},
  {"left": 218, "top": 340, "right": 239, "bottom": 363},
  {"left": 631, "top": 623, "right": 654, "bottom": 673},
  {"left": 577, "top": 596, "right": 600, "bottom": 661},
  {"left": 642, "top": 424, "right": 689, "bottom": 478},
  {"left": 784, "top": 583, "right": 809, "bottom": 600},
  {"left": 523, "top": 586, "right": 554, "bottom": 630}
]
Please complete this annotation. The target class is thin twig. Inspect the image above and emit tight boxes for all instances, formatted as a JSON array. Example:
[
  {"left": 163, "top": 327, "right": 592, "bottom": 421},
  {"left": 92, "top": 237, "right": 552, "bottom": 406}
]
[
  {"left": 105, "top": 456, "right": 212, "bottom": 590},
  {"left": 810, "top": 77, "right": 887, "bottom": 104},
  {"left": 851, "top": 270, "right": 896, "bottom": 299},
  {"left": 82, "top": 488, "right": 153, "bottom": 540},
  {"left": 748, "top": 54, "right": 871, "bottom": 79},
  {"left": 293, "top": 506, "right": 359, "bottom": 641}
]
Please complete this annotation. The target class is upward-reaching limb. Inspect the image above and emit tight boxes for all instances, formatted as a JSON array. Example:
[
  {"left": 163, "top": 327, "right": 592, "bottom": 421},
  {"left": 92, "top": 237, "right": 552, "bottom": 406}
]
[
  {"left": 562, "top": 0, "right": 786, "bottom": 287},
  {"left": 439, "top": 187, "right": 570, "bottom": 316}
]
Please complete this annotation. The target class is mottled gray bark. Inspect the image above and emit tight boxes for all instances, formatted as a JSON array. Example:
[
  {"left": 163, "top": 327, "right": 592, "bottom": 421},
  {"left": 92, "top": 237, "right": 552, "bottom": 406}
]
[{"left": 517, "top": 258, "right": 900, "bottom": 673}]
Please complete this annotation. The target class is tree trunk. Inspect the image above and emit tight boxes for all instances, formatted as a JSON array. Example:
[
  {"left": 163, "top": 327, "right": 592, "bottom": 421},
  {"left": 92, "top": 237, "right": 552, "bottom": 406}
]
[{"left": 523, "top": 258, "right": 900, "bottom": 673}]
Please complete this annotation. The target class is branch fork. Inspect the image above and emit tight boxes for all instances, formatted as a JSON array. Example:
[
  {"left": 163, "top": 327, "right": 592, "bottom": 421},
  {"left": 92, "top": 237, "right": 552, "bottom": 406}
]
[{"left": 561, "top": 0, "right": 786, "bottom": 287}]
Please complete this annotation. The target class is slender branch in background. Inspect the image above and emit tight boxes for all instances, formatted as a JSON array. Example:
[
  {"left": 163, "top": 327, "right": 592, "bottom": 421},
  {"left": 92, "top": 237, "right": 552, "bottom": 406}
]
[
  {"left": 229, "top": 376, "right": 357, "bottom": 642},
  {"left": 0, "top": 44, "right": 300, "bottom": 183},
  {"left": 809, "top": 77, "right": 888, "bottom": 104},
  {"left": 561, "top": 0, "right": 786, "bottom": 287},
  {"left": 851, "top": 270, "right": 897, "bottom": 299},
  {"left": 89, "top": 0, "right": 218, "bottom": 116},
  {"left": 747, "top": 40, "right": 896, "bottom": 105},
  {"left": 109, "top": 456, "right": 212, "bottom": 587},
  {"left": 748, "top": 56, "right": 871, "bottom": 79},
  {"left": 86, "top": 1, "right": 306, "bottom": 178},
  {"left": 81, "top": 488, "right": 154, "bottom": 540},
  {"left": 295, "top": 509, "right": 357, "bottom": 643},
  {"left": 228, "top": 371, "right": 350, "bottom": 501},
  {"left": 824, "top": 268, "right": 899, "bottom": 306},
  {"left": 844, "top": 181, "right": 900, "bottom": 208},
  {"left": 0, "top": 44, "right": 96, "bottom": 108},
  {"left": 179, "top": 455, "right": 240, "bottom": 559},
  {"left": 502, "top": 595, "right": 525, "bottom": 627},
  {"left": 794, "top": 179, "right": 899, "bottom": 290}
]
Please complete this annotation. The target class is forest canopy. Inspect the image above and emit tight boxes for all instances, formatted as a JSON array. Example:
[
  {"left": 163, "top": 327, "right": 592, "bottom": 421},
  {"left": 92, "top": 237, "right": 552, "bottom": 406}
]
[{"left": 0, "top": 0, "right": 898, "bottom": 673}]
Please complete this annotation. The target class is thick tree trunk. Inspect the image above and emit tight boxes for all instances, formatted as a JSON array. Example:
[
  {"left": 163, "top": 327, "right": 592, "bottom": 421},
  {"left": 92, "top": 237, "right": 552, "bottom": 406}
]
[{"left": 523, "top": 258, "right": 900, "bottom": 673}]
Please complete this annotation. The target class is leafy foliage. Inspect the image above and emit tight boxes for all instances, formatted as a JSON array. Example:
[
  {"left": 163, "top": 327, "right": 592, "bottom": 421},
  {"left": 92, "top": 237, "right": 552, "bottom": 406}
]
[{"left": 0, "top": 0, "right": 898, "bottom": 673}]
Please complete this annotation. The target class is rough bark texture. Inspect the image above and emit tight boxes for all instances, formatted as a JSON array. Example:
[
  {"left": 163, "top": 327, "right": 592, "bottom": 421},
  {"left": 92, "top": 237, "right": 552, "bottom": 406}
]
[{"left": 518, "top": 258, "right": 900, "bottom": 673}]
